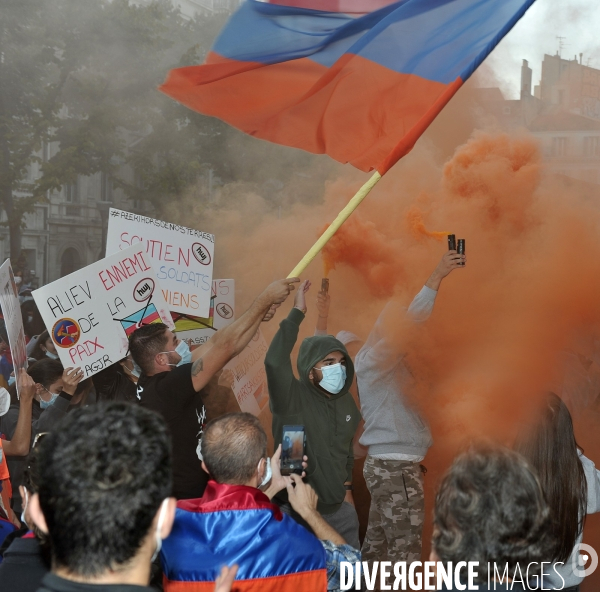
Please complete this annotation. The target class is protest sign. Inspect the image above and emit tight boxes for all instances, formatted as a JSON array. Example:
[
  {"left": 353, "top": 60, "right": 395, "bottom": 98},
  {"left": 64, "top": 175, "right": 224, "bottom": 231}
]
[
  {"left": 106, "top": 208, "right": 215, "bottom": 317},
  {"left": 173, "top": 279, "right": 234, "bottom": 347},
  {"left": 0, "top": 260, "right": 28, "bottom": 397},
  {"left": 223, "top": 329, "right": 269, "bottom": 415},
  {"left": 33, "top": 244, "right": 174, "bottom": 379}
]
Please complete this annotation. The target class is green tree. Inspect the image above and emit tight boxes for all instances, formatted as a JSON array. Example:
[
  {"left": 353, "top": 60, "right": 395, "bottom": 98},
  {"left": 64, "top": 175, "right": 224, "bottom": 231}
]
[
  {"left": 0, "top": 0, "right": 228, "bottom": 259},
  {"left": 0, "top": 0, "right": 66, "bottom": 260}
]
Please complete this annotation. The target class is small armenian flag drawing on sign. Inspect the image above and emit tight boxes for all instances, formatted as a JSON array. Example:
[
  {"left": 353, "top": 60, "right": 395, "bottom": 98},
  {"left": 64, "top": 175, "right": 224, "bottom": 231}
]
[
  {"left": 120, "top": 304, "right": 162, "bottom": 337},
  {"left": 52, "top": 318, "right": 81, "bottom": 348},
  {"left": 171, "top": 292, "right": 215, "bottom": 333}
]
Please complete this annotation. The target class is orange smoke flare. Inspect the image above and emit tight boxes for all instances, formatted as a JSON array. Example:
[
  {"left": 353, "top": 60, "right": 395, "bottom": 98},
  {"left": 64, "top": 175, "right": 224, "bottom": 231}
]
[
  {"left": 407, "top": 205, "right": 450, "bottom": 241},
  {"left": 322, "top": 254, "right": 332, "bottom": 278}
]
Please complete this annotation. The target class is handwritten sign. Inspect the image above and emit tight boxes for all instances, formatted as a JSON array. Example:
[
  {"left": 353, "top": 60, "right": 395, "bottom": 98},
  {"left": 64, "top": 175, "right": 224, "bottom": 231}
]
[
  {"left": 173, "top": 280, "right": 235, "bottom": 348},
  {"left": 106, "top": 209, "right": 215, "bottom": 317},
  {"left": 0, "top": 260, "right": 27, "bottom": 398},
  {"left": 223, "top": 329, "right": 269, "bottom": 415},
  {"left": 32, "top": 245, "right": 174, "bottom": 379}
]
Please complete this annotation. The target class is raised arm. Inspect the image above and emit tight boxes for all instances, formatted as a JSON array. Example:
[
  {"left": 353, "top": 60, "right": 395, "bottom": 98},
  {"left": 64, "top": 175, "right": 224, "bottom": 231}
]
[
  {"left": 357, "top": 250, "right": 465, "bottom": 370},
  {"left": 423, "top": 250, "right": 465, "bottom": 291},
  {"left": 2, "top": 369, "right": 35, "bottom": 457},
  {"left": 265, "top": 280, "right": 310, "bottom": 413},
  {"left": 189, "top": 278, "right": 299, "bottom": 392}
]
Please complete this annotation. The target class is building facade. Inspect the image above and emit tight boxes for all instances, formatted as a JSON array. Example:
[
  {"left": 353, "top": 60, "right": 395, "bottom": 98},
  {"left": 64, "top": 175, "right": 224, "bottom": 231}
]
[
  {"left": 5, "top": 140, "right": 150, "bottom": 287},
  {"left": 477, "top": 54, "right": 600, "bottom": 187}
]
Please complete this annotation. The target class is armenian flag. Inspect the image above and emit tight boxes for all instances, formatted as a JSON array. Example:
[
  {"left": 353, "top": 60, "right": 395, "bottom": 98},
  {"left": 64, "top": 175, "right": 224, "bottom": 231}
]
[
  {"left": 120, "top": 304, "right": 162, "bottom": 337},
  {"left": 161, "top": 482, "right": 327, "bottom": 591},
  {"left": 160, "top": 0, "right": 537, "bottom": 174}
]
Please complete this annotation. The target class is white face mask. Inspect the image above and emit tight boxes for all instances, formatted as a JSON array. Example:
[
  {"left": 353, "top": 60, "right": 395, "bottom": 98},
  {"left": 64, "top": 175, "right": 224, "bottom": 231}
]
[
  {"left": 259, "top": 457, "right": 272, "bottom": 489},
  {"left": 151, "top": 499, "right": 169, "bottom": 563},
  {"left": 314, "top": 362, "right": 347, "bottom": 394},
  {"left": 21, "top": 489, "right": 28, "bottom": 526}
]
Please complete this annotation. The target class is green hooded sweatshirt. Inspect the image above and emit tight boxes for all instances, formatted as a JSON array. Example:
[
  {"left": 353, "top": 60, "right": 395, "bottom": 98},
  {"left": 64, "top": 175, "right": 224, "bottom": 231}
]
[{"left": 265, "top": 307, "right": 360, "bottom": 515}]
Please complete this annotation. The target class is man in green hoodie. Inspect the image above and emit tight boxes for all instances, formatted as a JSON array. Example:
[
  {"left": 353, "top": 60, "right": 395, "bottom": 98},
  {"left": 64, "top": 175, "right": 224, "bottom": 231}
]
[{"left": 265, "top": 280, "right": 361, "bottom": 549}]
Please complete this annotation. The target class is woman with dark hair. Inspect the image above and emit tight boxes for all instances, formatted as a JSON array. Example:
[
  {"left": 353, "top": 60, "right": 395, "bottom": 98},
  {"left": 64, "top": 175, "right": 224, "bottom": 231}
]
[{"left": 515, "top": 393, "right": 600, "bottom": 591}]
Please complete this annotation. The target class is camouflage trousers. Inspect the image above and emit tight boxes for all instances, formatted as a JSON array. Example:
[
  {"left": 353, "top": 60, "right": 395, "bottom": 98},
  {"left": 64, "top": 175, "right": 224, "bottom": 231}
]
[{"left": 361, "top": 456, "right": 425, "bottom": 566}]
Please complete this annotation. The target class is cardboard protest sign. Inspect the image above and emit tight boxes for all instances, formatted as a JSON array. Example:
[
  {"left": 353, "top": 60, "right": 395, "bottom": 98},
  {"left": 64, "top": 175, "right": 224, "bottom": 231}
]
[
  {"left": 0, "top": 260, "right": 28, "bottom": 397},
  {"left": 173, "top": 279, "right": 234, "bottom": 348},
  {"left": 223, "top": 329, "right": 269, "bottom": 415},
  {"left": 106, "top": 208, "right": 215, "bottom": 317},
  {"left": 33, "top": 245, "right": 174, "bottom": 379}
]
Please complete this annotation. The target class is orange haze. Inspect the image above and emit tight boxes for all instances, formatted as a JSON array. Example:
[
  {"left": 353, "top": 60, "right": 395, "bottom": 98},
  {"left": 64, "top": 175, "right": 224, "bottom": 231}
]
[{"left": 167, "top": 122, "right": 600, "bottom": 589}]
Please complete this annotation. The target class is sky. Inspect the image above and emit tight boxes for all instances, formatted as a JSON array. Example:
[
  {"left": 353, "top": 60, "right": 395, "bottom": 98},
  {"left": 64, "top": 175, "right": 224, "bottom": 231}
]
[{"left": 485, "top": 0, "right": 600, "bottom": 98}]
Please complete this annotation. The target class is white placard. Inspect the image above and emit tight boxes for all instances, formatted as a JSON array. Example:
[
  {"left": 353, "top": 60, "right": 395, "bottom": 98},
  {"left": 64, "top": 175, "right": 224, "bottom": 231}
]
[
  {"left": 0, "top": 260, "right": 28, "bottom": 397},
  {"left": 32, "top": 245, "right": 174, "bottom": 379},
  {"left": 223, "top": 329, "right": 269, "bottom": 415},
  {"left": 106, "top": 208, "right": 215, "bottom": 317},
  {"left": 174, "top": 279, "right": 235, "bottom": 348}
]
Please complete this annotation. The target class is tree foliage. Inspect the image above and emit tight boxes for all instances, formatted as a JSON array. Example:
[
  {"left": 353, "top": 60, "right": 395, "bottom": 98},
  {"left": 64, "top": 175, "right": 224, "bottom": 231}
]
[
  {"left": 0, "top": 0, "right": 229, "bottom": 257},
  {"left": 0, "top": 0, "right": 334, "bottom": 261}
]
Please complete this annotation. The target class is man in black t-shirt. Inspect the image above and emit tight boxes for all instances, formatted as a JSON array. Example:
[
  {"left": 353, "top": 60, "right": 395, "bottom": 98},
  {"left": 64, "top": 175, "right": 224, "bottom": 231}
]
[{"left": 129, "top": 278, "right": 298, "bottom": 500}]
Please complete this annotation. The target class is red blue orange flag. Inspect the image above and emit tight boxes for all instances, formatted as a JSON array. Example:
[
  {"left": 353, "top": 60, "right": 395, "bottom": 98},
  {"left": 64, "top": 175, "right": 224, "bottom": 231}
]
[{"left": 160, "top": 0, "right": 536, "bottom": 174}]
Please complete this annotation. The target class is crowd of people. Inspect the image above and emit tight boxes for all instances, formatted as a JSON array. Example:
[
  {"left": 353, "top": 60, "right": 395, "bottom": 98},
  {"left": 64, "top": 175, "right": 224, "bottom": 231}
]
[{"left": 0, "top": 248, "right": 597, "bottom": 592}]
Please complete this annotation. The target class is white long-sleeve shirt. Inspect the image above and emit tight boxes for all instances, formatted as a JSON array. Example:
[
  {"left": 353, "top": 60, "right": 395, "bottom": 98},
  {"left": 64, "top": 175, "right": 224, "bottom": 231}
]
[{"left": 355, "top": 286, "right": 437, "bottom": 459}]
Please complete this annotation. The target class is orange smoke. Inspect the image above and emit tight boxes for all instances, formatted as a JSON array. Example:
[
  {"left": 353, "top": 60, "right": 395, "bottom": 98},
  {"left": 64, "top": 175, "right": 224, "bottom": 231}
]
[
  {"left": 406, "top": 204, "right": 450, "bottom": 241},
  {"left": 165, "top": 123, "right": 600, "bottom": 585},
  {"left": 320, "top": 215, "right": 403, "bottom": 298}
]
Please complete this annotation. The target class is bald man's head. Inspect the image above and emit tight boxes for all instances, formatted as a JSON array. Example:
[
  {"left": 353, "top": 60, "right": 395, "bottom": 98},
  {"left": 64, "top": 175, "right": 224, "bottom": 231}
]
[{"left": 202, "top": 413, "right": 267, "bottom": 484}]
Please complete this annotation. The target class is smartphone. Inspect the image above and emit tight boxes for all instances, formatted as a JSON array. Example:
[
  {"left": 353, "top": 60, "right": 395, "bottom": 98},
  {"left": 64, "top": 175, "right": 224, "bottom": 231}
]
[
  {"left": 447, "top": 234, "right": 456, "bottom": 251},
  {"left": 321, "top": 278, "right": 329, "bottom": 295},
  {"left": 457, "top": 239, "right": 465, "bottom": 265},
  {"left": 280, "top": 425, "right": 306, "bottom": 476}
]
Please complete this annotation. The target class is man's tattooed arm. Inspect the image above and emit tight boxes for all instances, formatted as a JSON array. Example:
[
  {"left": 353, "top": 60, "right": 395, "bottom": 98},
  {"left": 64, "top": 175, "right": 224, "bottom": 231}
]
[{"left": 192, "top": 357, "right": 204, "bottom": 377}]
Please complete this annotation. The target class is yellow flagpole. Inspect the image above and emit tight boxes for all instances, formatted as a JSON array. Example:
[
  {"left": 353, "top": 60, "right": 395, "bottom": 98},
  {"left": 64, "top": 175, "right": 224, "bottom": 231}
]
[{"left": 287, "top": 171, "right": 382, "bottom": 278}]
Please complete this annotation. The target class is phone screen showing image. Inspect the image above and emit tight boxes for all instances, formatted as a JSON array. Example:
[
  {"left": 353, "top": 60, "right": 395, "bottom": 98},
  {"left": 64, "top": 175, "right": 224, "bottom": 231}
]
[{"left": 281, "top": 425, "right": 305, "bottom": 475}]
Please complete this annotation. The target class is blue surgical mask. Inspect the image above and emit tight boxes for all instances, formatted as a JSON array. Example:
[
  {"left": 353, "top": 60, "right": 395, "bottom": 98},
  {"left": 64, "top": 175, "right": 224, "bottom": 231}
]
[
  {"left": 315, "top": 363, "right": 346, "bottom": 394},
  {"left": 8, "top": 376, "right": 15, "bottom": 387},
  {"left": 160, "top": 340, "right": 192, "bottom": 367},
  {"left": 40, "top": 387, "right": 60, "bottom": 409},
  {"left": 124, "top": 359, "right": 141, "bottom": 379},
  {"left": 131, "top": 361, "right": 142, "bottom": 378},
  {"left": 175, "top": 341, "right": 192, "bottom": 366},
  {"left": 45, "top": 351, "right": 58, "bottom": 360}
]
